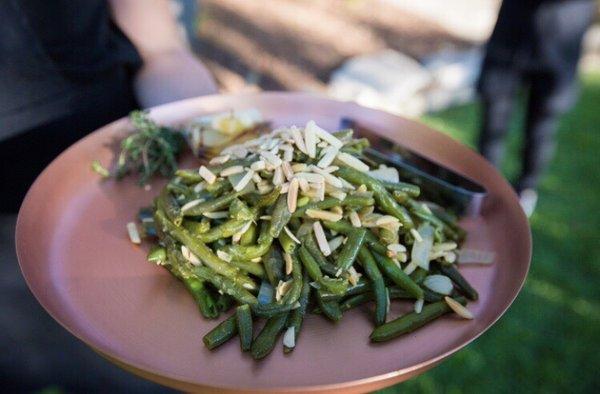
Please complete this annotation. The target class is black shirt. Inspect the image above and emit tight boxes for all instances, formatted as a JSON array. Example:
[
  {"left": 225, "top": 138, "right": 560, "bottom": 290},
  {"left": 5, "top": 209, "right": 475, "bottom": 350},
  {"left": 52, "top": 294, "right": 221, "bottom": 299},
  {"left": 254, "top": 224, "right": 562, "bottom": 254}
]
[{"left": 0, "top": 0, "right": 142, "bottom": 139}]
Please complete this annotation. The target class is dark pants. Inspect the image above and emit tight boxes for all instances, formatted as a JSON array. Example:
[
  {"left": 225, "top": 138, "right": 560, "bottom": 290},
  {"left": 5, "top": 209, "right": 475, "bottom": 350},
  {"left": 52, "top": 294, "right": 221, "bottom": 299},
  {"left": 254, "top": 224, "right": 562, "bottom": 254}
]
[{"left": 478, "top": 66, "right": 577, "bottom": 192}]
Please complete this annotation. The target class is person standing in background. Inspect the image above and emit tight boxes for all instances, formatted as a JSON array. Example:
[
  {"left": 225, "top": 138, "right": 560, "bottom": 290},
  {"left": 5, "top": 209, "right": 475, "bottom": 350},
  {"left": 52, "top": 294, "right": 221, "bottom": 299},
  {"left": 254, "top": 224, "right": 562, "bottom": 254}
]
[
  {"left": 0, "top": 0, "right": 216, "bottom": 212},
  {"left": 477, "top": 0, "right": 596, "bottom": 216}
]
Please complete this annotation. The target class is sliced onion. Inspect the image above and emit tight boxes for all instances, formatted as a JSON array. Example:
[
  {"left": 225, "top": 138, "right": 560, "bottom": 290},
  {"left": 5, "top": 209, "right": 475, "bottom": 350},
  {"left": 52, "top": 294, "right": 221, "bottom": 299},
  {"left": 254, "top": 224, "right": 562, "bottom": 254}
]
[
  {"left": 423, "top": 275, "right": 453, "bottom": 295},
  {"left": 411, "top": 223, "right": 434, "bottom": 270}
]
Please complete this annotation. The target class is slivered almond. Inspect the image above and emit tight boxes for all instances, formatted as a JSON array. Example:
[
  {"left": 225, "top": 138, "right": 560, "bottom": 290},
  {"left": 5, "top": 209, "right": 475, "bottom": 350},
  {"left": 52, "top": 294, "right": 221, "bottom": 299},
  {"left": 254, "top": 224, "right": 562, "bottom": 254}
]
[
  {"left": 209, "top": 155, "right": 230, "bottom": 165},
  {"left": 306, "top": 120, "right": 343, "bottom": 148},
  {"left": 181, "top": 245, "right": 201, "bottom": 265},
  {"left": 310, "top": 166, "right": 343, "bottom": 188},
  {"left": 283, "top": 226, "right": 301, "bottom": 244},
  {"left": 403, "top": 261, "right": 418, "bottom": 275},
  {"left": 306, "top": 209, "right": 342, "bottom": 222},
  {"left": 414, "top": 298, "right": 424, "bottom": 314},
  {"left": 329, "top": 190, "right": 347, "bottom": 201},
  {"left": 328, "top": 235, "right": 345, "bottom": 253},
  {"left": 180, "top": 198, "right": 204, "bottom": 213},
  {"left": 313, "top": 221, "right": 331, "bottom": 256},
  {"left": 198, "top": 166, "right": 216, "bottom": 184},
  {"left": 287, "top": 178, "right": 299, "bottom": 213},
  {"left": 322, "top": 165, "right": 339, "bottom": 173},
  {"left": 297, "top": 177, "right": 310, "bottom": 193},
  {"left": 203, "top": 211, "right": 228, "bottom": 219},
  {"left": 376, "top": 215, "right": 400, "bottom": 226},
  {"left": 444, "top": 296, "right": 474, "bottom": 319},
  {"left": 283, "top": 149, "right": 293, "bottom": 162},
  {"left": 336, "top": 152, "right": 369, "bottom": 172},
  {"left": 304, "top": 122, "right": 317, "bottom": 158},
  {"left": 349, "top": 211, "right": 362, "bottom": 227},
  {"left": 281, "top": 161, "right": 294, "bottom": 180},
  {"left": 252, "top": 172, "right": 262, "bottom": 183},
  {"left": 317, "top": 146, "right": 338, "bottom": 168},
  {"left": 216, "top": 250, "right": 232, "bottom": 262},
  {"left": 126, "top": 222, "right": 141, "bottom": 244},
  {"left": 331, "top": 206, "right": 343, "bottom": 215},
  {"left": 233, "top": 170, "right": 254, "bottom": 192},
  {"left": 261, "top": 150, "right": 282, "bottom": 167},
  {"left": 291, "top": 127, "right": 308, "bottom": 154},
  {"left": 250, "top": 160, "right": 266, "bottom": 171},
  {"left": 295, "top": 172, "right": 324, "bottom": 183},
  {"left": 283, "top": 252, "right": 294, "bottom": 275},
  {"left": 272, "top": 167, "right": 284, "bottom": 185},
  {"left": 387, "top": 243, "right": 407, "bottom": 253},
  {"left": 291, "top": 163, "right": 307, "bottom": 172},
  {"left": 220, "top": 165, "right": 244, "bottom": 177}
]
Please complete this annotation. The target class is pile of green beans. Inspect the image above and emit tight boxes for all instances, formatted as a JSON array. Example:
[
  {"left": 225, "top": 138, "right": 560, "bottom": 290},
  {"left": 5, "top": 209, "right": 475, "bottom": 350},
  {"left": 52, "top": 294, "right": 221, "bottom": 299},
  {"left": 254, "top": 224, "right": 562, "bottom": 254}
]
[{"left": 140, "top": 123, "right": 479, "bottom": 360}]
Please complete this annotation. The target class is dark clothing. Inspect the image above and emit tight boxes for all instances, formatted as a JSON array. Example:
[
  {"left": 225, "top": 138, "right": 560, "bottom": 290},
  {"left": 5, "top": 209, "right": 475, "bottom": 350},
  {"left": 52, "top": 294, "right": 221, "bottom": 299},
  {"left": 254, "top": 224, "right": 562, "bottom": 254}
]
[
  {"left": 478, "top": 0, "right": 595, "bottom": 191},
  {"left": 0, "top": 0, "right": 141, "bottom": 212},
  {"left": 0, "top": 0, "right": 141, "bottom": 139}
]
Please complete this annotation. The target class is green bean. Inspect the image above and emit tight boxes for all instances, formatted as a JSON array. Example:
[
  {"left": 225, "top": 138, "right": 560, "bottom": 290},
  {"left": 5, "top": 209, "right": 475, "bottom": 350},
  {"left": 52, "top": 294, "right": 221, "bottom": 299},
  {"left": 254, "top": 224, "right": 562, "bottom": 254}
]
[
  {"left": 335, "top": 228, "right": 367, "bottom": 273},
  {"left": 372, "top": 252, "right": 423, "bottom": 299},
  {"left": 250, "top": 313, "right": 289, "bottom": 360},
  {"left": 422, "top": 288, "right": 444, "bottom": 302},
  {"left": 203, "top": 314, "right": 238, "bottom": 350},
  {"left": 378, "top": 227, "right": 397, "bottom": 245},
  {"left": 224, "top": 235, "right": 273, "bottom": 261},
  {"left": 228, "top": 259, "right": 265, "bottom": 278},
  {"left": 147, "top": 245, "right": 167, "bottom": 265},
  {"left": 315, "top": 290, "right": 343, "bottom": 322},
  {"left": 301, "top": 234, "right": 338, "bottom": 277},
  {"left": 298, "top": 245, "right": 347, "bottom": 295},
  {"left": 182, "top": 191, "right": 245, "bottom": 217},
  {"left": 410, "top": 268, "right": 428, "bottom": 284},
  {"left": 278, "top": 230, "right": 298, "bottom": 255},
  {"left": 319, "top": 279, "right": 371, "bottom": 302},
  {"left": 236, "top": 304, "right": 253, "bottom": 352},
  {"left": 322, "top": 220, "right": 387, "bottom": 255},
  {"left": 166, "top": 181, "right": 196, "bottom": 200},
  {"left": 336, "top": 167, "right": 414, "bottom": 229},
  {"left": 157, "top": 188, "right": 182, "bottom": 226},
  {"left": 382, "top": 181, "right": 420, "bottom": 197},
  {"left": 229, "top": 198, "right": 255, "bottom": 221},
  {"left": 192, "top": 265, "right": 257, "bottom": 305},
  {"left": 284, "top": 275, "right": 311, "bottom": 353},
  {"left": 251, "top": 302, "right": 297, "bottom": 318},
  {"left": 240, "top": 223, "right": 257, "bottom": 246},
  {"left": 292, "top": 195, "right": 375, "bottom": 218},
  {"left": 182, "top": 218, "right": 210, "bottom": 235},
  {"left": 269, "top": 194, "right": 292, "bottom": 238},
  {"left": 205, "top": 178, "right": 232, "bottom": 196},
  {"left": 155, "top": 209, "right": 257, "bottom": 290},
  {"left": 435, "top": 262, "right": 478, "bottom": 301},
  {"left": 281, "top": 253, "right": 303, "bottom": 305},
  {"left": 197, "top": 220, "right": 251, "bottom": 243},
  {"left": 370, "top": 297, "right": 467, "bottom": 342},
  {"left": 340, "top": 288, "right": 413, "bottom": 312},
  {"left": 216, "top": 293, "right": 235, "bottom": 313},
  {"left": 182, "top": 276, "right": 219, "bottom": 319},
  {"left": 174, "top": 169, "right": 203, "bottom": 185},
  {"left": 263, "top": 246, "right": 284, "bottom": 287},
  {"left": 358, "top": 247, "right": 387, "bottom": 326},
  {"left": 247, "top": 186, "right": 281, "bottom": 209},
  {"left": 208, "top": 156, "right": 258, "bottom": 174}
]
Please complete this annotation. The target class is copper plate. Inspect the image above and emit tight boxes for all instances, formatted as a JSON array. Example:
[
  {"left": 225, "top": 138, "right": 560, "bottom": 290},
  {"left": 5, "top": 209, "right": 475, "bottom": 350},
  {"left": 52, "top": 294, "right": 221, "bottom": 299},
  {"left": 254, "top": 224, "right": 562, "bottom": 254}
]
[{"left": 16, "top": 92, "right": 531, "bottom": 393}]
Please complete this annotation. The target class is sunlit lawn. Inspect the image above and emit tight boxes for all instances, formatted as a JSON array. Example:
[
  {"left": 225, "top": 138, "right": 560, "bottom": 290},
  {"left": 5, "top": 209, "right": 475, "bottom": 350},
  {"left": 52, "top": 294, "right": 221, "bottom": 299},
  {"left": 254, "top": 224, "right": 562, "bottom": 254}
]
[{"left": 381, "top": 72, "right": 600, "bottom": 393}]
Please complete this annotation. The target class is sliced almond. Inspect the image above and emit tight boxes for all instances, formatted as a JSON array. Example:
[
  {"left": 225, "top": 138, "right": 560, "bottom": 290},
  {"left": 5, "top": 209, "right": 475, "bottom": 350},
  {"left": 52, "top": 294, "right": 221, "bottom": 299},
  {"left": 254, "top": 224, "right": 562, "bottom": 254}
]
[
  {"left": 198, "top": 166, "right": 216, "bottom": 184},
  {"left": 306, "top": 209, "right": 342, "bottom": 222},
  {"left": 313, "top": 221, "right": 331, "bottom": 256},
  {"left": 444, "top": 296, "right": 474, "bottom": 319}
]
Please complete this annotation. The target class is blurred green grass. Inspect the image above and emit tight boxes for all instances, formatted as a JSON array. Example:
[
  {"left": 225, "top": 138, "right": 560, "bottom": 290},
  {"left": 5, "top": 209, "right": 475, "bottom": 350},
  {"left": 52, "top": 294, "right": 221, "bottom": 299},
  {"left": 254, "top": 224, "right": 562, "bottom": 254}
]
[{"left": 381, "top": 72, "right": 600, "bottom": 394}]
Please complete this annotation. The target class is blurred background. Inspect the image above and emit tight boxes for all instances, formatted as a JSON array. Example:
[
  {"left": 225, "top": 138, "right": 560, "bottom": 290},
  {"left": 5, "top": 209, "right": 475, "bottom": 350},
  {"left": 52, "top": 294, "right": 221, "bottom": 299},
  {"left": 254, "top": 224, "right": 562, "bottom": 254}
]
[{"left": 1, "top": 0, "right": 599, "bottom": 392}]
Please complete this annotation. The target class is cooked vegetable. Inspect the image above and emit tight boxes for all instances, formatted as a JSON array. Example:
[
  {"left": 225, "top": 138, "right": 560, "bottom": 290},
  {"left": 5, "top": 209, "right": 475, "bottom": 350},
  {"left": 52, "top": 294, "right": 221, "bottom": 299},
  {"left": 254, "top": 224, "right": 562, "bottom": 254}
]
[{"left": 135, "top": 117, "right": 484, "bottom": 358}]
